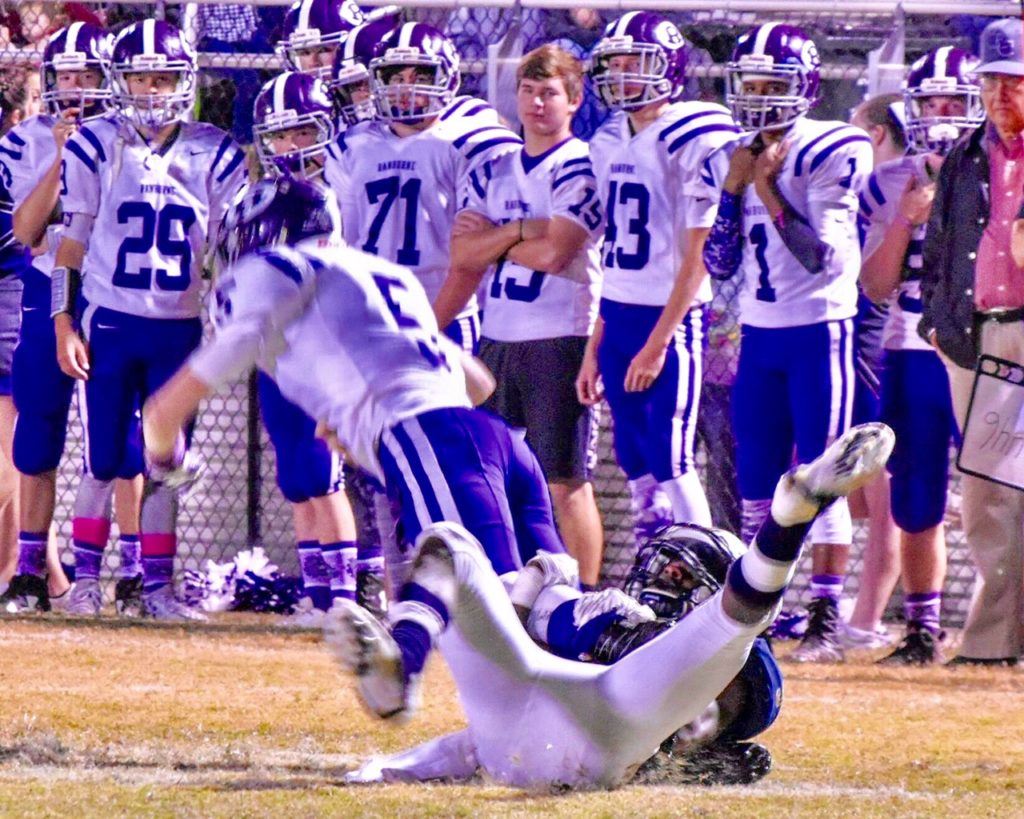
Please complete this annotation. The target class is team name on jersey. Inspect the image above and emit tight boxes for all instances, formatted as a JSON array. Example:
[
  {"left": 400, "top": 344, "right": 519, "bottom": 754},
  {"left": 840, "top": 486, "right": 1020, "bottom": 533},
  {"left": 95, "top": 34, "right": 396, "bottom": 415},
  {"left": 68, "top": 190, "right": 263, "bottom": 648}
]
[
  {"left": 504, "top": 199, "right": 529, "bottom": 213},
  {"left": 140, "top": 184, "right": 176, "bottom": 196},
  {"left": 609, "top": 164, "right": 635, "bottom": 174},
  {"left": 377, "top": 159, "right": 416, "bottom": 172}
]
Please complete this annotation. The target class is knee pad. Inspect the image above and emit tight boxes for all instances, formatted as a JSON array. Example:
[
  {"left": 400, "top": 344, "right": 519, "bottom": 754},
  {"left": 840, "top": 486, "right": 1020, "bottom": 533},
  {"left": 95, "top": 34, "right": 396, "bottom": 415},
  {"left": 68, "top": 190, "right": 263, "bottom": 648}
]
[
  {"left": 808, "top": 497, "right": 852, "bottom": 545},
  {"left": 73, "top": 474, "right": 115, "bottom": 520}
]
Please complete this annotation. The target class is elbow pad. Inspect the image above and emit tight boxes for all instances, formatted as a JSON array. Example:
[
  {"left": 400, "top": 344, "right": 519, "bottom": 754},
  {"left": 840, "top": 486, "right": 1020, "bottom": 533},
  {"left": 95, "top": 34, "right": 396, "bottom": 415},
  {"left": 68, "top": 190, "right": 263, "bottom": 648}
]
[{"left": 50, "top": 265, "right": 81, "bottom": 318}]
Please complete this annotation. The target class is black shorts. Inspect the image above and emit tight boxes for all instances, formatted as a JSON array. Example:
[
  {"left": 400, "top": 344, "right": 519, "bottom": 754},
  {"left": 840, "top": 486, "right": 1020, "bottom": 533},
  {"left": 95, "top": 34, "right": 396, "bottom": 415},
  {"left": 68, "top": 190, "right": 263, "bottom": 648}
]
[{"left": 479, "top": 335, "right": 598, "bottom": 482}]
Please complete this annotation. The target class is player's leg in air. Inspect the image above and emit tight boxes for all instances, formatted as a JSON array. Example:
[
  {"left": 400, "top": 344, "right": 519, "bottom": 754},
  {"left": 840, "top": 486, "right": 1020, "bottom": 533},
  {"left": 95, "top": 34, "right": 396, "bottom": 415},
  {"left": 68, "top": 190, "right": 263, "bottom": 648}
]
[{"left": 328, "top": 423, "right": 894, "bottom": 788}]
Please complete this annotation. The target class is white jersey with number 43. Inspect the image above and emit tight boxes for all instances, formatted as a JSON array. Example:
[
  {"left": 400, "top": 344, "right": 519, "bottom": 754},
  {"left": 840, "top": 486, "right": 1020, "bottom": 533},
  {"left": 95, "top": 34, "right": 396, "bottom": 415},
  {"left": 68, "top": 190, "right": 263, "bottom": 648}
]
[
  {"left": 737, "top": 117, "right": 872, "bottom": 328},
  {"left": 60, "top": 116, "right": 247, "bottom": 319},
  {"left": 323, "top": 97, "right": 521, "bottom": 318},
  {"left": 462, "top": 137, "right": 603, "bottom": 342},
  {"left": 196, "top": 239, "right": 470, "bottom": 478},
  {"left": 589, "top": 101, "right": 739, "bottom": 308}
]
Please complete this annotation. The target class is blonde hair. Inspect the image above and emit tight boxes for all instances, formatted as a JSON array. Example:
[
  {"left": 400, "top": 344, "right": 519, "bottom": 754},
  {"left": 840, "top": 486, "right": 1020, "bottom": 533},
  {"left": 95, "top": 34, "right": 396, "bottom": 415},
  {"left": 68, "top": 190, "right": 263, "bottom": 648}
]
[{"left": 517, "top": 44, "right": 583, "bottom": 103}]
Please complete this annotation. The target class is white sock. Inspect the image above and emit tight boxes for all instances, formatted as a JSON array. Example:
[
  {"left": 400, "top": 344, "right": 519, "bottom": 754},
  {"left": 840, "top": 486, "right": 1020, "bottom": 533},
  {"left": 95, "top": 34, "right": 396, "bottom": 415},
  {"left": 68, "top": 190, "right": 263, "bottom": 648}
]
[{"left": 659, "top": 473, "right": 712, "bottom": 527}]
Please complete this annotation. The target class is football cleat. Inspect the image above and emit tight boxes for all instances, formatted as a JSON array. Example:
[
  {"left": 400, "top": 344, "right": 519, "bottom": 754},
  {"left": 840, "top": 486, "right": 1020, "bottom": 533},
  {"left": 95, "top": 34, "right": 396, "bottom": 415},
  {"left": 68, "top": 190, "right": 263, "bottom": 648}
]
[
  {"left": 356, "top": 569, "right": 388, "bottom": 622},
  {"left": 840, "top": 622, "right": 895, "bottom": 650},
  {"left": 877, "top": 623, "right": 945, "bottom": 666},
  {"left": 66, "top": 579, "right": 103, "bottom": 616},
  {"left": 771, "top": 423, "right": 895, "bottom": 527},
  {"left": 142, "top": 585, "right": 208, "bottom": 622},
  {"left": 281, "top": 596, "right": 327, "bottom": 629},
  {"left": 787, "top": 597, "right": 844, "bottom": 664},
  {"left": 325, "top": 597, "right": 419, "bottom": 722},
  {"left": 114, "top": 575, "right": 144, "bottom": 618},
  {"left": 0, "top": 574, "right": 51, "bottom": 613},
  {"left": 946, "top": 654, "right": 1019, "bottom": 668}
]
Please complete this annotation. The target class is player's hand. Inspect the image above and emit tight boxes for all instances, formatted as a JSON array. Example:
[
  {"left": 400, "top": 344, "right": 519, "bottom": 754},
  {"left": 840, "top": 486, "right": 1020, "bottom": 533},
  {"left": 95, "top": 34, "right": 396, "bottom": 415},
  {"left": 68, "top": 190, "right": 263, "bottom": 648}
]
[
  {"left": 573, "top": 588, "right": 655, "bottom": 630},
  {"left": 752, "top": 139, "right": 790, "bottom": 196},
  {"left": 452, "top": 210, "right": 493, "bottom": 237},
  {"left": 723, "top": 145, "right": 757, "bottom": 194},
  {"left": 897, "top": 176, "right": 936, "bottom": 227},
  {"left": 575, "top": 350, "right": 603, "bottom": 405},
  {"left": 52, "top": 111, "right": 79, "bottom": 149},
  {"left": 315, "top": 420, "right": 352, "bottom": 460},
  {"left": 54, "top": 316, "right": 89, "bottom": 380},
  {"left": 624, "top": 342, "right": 666, "bottom": 393}
]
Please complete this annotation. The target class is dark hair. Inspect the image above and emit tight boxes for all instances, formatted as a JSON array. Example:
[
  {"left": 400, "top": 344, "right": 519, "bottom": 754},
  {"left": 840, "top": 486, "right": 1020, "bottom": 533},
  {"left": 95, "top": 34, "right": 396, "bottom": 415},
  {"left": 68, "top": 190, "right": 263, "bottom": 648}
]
[
  {"left": 517, "top": 44, "right": 583, "bottom": 103},
  {"left": 855, "top": 92, "right": 907, "bottom": 151}
]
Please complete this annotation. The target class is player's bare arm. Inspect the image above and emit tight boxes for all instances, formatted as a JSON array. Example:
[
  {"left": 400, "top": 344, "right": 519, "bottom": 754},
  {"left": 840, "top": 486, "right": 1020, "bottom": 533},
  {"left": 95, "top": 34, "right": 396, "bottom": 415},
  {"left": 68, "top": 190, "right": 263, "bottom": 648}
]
[
  {"left": 142, "top": 367, "right": 211, "bottom": 464},
  {"left": 575, "top": 316, "right": 604, "bottom": 406},
  {"left": 13, "top": 117, "right": 75, "bottom": 249},
  {"left": 861, "top": 176, "right": 936, "bottom": 304},
  {"left": 624, "top": 226, "right": 711, "bottom": 394},
  {"left": 52, "top": 234, "right": 88, "bottom": 380},
  {"left": 506, "top": 215, "right": 591, "bottom": 279}
]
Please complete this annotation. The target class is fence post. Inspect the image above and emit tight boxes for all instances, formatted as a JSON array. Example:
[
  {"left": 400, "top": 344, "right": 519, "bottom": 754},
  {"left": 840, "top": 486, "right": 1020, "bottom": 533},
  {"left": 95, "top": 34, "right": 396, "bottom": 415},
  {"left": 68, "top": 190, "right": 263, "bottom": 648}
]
[{"left": 246, "top": 370, "right": 262, "bottom": 546}]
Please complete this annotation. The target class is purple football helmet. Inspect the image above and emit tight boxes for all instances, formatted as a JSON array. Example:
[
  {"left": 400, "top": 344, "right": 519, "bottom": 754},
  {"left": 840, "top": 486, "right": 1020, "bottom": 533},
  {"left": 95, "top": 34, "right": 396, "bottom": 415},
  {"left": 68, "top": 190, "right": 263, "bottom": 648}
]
[
  {"left": 904, "top": 46, "right": 983, "bottom": 155},
  {"left": 277, "top": 0, "right": 364, "bottom": 81},
  {"left": 253, "top": 72, "right": 336, "bottom": 180},
  {"left": 41, "top": 23, "right": 112, "bottom": 121},
  {"left": 216, "top": 176, "right": 340, "bottom": 275},
  {"left": 329, "top": 14, "right": 400, "bottom": 127},
  {"left": 370, "top": 22, "right": 461, "bottom": 124},
  {"left": 727, "top": 23, "right": 821, "bottom": 131},
  {"left": 109, "top": 20, "right": 196, "bottom": 129},
  {"left": 590, "top": 12, "right": 689, "bottom": 111}
]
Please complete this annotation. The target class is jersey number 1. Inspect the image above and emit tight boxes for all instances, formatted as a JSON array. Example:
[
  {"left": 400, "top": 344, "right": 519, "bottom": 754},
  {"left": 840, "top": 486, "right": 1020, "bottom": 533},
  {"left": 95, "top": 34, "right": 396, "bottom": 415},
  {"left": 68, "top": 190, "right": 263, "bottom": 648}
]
[{"left": 750, "top": 223, "right": 775, "bottom": 303}]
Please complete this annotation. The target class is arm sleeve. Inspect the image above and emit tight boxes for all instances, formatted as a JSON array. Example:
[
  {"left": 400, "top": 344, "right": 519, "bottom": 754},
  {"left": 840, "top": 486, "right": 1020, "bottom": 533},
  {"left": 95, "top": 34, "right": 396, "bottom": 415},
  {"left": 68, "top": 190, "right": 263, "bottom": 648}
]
[
  {"left": 799, "top": 137, "right": 873, "bottom": 275},
  {"left": 703, "top": 189, "right": 743, "bottom": 280}
]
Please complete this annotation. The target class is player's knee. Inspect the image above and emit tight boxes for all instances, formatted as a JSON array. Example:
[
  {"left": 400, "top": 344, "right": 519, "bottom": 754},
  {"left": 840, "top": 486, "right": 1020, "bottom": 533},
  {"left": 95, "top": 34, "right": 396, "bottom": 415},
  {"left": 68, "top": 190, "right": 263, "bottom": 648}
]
[
  {"left": 891, "top": 479, "right": 946, "bottom": 534},
  {"left": 13, "top": 416, "right": 65, "bottom": 475}
]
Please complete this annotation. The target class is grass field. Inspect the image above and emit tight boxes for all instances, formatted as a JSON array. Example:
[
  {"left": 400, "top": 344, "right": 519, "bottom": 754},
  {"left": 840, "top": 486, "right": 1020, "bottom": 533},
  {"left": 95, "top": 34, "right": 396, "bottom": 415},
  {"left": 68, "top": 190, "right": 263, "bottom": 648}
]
[{"left": 1, "top": 615, "right": 1022, "bottom": 818}]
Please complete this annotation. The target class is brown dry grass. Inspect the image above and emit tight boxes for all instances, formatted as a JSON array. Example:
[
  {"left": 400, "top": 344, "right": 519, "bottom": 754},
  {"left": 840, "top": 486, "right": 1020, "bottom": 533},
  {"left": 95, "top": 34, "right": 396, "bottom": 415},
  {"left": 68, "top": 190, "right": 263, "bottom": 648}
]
[{"left": 1, "top": 615, "right": 1023, "bottom": 818}]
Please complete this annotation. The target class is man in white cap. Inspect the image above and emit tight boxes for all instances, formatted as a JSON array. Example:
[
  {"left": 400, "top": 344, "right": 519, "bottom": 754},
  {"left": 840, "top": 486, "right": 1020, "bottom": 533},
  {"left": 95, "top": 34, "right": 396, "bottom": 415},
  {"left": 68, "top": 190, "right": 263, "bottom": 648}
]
[{"left": 920, "top": 17, "right": 1024, "bottom": 666}]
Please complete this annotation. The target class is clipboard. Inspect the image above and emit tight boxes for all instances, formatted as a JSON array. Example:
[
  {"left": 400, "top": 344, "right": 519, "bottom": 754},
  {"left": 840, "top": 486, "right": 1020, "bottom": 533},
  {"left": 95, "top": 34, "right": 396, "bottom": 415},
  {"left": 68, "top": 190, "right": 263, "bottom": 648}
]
[{"left": 956, "top": 354, "right": 1024, "bottom": 491}]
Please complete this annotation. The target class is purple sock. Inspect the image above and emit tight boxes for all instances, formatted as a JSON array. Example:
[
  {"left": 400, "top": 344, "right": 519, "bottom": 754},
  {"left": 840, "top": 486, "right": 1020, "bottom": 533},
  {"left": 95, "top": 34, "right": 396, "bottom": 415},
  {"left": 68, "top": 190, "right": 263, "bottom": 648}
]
[
  {"left": 810, "top": 574, "right": 844, "bottom": 602},
  {"left": 357, "top": 539, "right": 385, "bottom": 576},
  {"left": 321, "top": 540, "right": 357, "bottom": 602},
  {"left": 73, "top": 543, "right": 104, "bottom": 582},
  {"left": 16, "top": 532, "right": 47, "bottom": 577},
  {"left": 905, "top": 592, "right": 941, "bottom": 634},
  {"left": 118, "top": 535, "right": 141, "bottom": 578},
  {"left": 392, "top": 620, "right": 433, "bottom": 680},
  {"left": 297, "top": 540, "right": 331, "bottom": 611}
]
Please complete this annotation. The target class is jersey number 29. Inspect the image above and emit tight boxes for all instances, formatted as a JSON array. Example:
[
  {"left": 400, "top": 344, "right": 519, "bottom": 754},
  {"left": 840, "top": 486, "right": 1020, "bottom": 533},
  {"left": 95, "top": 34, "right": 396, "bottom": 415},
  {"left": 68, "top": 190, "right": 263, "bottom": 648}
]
[{"left": 113, "top": 201, "right": 197, "bottom": 292}]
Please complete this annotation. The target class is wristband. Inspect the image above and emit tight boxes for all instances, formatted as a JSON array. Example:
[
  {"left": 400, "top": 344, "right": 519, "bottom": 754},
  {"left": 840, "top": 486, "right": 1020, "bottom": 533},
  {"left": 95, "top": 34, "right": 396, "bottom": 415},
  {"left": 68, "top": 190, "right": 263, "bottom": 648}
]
[{"left": 50, "top": 266, "right": 81, "bottom": 318}]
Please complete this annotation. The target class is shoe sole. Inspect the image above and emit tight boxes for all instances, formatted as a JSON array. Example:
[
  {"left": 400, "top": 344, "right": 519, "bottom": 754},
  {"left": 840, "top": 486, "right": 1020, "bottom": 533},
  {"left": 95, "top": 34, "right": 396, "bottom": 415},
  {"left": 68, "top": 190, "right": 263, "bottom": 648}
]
[{"left": 800, "top": 423, "right": 896, "bottom": 502}]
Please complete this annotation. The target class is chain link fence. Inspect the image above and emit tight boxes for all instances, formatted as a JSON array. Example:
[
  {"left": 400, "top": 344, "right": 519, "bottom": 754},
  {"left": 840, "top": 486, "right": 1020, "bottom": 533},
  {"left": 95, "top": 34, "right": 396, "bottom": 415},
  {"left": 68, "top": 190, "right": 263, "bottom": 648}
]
[{"left": 0, "top": 0, "right": 1003, "bottom": 625}]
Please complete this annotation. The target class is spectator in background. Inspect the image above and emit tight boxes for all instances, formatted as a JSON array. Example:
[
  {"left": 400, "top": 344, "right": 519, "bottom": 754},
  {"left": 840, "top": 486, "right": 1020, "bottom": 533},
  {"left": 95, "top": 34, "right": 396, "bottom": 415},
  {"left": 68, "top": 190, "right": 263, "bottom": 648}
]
[
  {"left": 920, "top": 18, "right": 1024, "bottom": 666},
  {"left": 842, "top": 92, "right": 906, "bottom": 650},
  {"left": 545, "top": 9, "right": 607, "bottom": 138}
]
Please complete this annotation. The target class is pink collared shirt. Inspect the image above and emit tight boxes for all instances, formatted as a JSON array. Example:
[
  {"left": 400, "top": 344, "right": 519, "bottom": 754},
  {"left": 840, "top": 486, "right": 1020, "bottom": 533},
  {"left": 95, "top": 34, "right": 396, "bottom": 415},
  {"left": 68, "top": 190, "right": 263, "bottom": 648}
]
[{"left": 976, "top": 127, "right": 1024, "bottom": 310}]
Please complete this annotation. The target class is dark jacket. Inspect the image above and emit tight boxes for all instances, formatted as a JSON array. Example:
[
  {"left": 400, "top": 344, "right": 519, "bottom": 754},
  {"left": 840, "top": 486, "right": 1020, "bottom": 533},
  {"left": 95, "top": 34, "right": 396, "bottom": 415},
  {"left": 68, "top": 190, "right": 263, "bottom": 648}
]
[{"left": 919, "top": 124, "right": 990, "bottom": 370}]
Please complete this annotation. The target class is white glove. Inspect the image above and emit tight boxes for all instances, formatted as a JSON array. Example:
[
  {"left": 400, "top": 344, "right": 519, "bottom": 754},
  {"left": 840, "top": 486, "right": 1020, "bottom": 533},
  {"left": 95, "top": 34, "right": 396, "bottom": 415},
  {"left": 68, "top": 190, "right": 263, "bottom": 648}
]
[
  {"left": 573, "top": 588, "right": 656, "bottom": 630},
  {"left": 508, "top": 551, "right": 580, "bottom": 611},
  {"left": 145, "top": 434, "right": 206, "bottom": 495}
]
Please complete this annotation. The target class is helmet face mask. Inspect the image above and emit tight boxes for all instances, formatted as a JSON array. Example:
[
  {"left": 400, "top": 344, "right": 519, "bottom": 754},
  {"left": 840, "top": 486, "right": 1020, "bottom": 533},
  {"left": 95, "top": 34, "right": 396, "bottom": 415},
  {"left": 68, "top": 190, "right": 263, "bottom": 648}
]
[
  {"left": 726, "top": 24, "right": 821, "bottom": 132},
  {"left": 590, "top": 14, "right": 688, "bottom": 112},
  {"left": 277, "top": 0, "right": 364, "bottom": 81},
  {"left": 370, "top": 24, "right": 460, "bottom": 125},
  {"left": 41, "top": 23, "right": 112, "bottom": 121},
  {"left": 253, "top": 73, "right": 336, "bottom": 180},
  {"left": 625, "top": 524, "right": 747, "bottom": 621},
  {"left": 328, "top": 17, "right": 399, "bottom": 127},
  {"left": 109, "top": 22, "right": 196, "bottom": 130},
  {"left": 904, "top": 48, "right": 983, "bottom": 155}
]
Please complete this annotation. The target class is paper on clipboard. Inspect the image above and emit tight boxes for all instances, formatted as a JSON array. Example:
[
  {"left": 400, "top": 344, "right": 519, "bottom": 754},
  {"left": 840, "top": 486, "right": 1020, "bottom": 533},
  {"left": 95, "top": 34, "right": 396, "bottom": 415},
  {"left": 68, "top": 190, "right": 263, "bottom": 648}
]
[{"left": 957, "top": 354, "right": 1024, "bottom": 491}]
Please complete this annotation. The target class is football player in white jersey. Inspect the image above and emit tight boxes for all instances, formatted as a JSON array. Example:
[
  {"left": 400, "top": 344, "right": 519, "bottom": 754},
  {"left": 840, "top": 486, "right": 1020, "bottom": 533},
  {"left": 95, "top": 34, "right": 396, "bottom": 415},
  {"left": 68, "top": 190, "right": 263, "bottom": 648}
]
[
  {"left": 322, "top": 21, "right": 522, "bottom": 352},
  {"left": 329, "top": 425, "right": 892, "bottom": 789},
  {"left": 859, "top": 47, "right": 983, "bottom": 665},
  {"left": 0, "top": 23, "right": 147, "bottom": 616},
  {"left": 704, "top": 23, "right": 873, "bottom": 663},
  {"left": 142, "top": 176, "right": 569, "bottom": 626},
  {"left": 577, "top": 12, "right": 738, "bottom": 534},
  {"left": 52, "top": 20, "right": 247, "bottom": 620},
  {"left": 433, "top": 45, "right": 605, "bottom": 588},
  {"left": 276, "top": 0, "right": 364, "bottom": 82}
]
